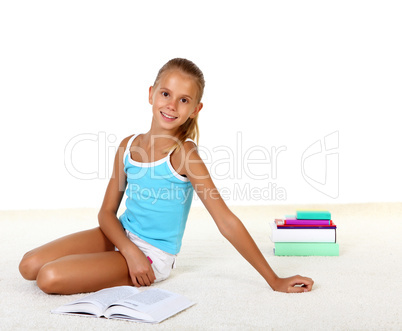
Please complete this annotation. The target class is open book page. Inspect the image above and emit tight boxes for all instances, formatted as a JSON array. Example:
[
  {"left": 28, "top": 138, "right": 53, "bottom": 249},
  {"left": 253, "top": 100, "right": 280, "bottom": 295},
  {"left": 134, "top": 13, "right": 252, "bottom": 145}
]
[
  {"left": 116, "top": 288, "right": 175, "bottom": 312},
  {"left": 52, "top": 286, "right": 195, "bottom": 323},
  {"left": 51, "top": 286, "right": 139, "bottom": 317},
  {"left": 105, "top": 288, "right": 196, "bottom": 323}
]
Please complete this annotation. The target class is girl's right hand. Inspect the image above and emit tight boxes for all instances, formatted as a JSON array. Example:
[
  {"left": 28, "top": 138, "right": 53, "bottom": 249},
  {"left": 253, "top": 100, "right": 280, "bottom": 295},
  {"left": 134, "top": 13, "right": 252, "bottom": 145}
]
[
  {"left": 271, "top": 275, "right": 314, "bottom": 293},
  {"left": 123, "top": 248, "right": 156, "bottom": 287}
]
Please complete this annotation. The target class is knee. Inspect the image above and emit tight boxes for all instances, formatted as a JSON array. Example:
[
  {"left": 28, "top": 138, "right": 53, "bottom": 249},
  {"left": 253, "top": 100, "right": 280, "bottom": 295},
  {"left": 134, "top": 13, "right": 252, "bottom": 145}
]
[
  {"left": 19, "top": 251, "right": 42, "bottom": 280},
  {"left": 36, "top": 263, "right": 63, "bottom": 294}
]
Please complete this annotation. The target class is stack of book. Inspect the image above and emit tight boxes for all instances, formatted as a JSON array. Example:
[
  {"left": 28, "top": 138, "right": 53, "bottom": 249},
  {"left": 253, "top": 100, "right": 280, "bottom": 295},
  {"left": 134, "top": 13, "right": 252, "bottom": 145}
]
[{"left": 270, "top": 210, "right": 339, "bottom": 256}]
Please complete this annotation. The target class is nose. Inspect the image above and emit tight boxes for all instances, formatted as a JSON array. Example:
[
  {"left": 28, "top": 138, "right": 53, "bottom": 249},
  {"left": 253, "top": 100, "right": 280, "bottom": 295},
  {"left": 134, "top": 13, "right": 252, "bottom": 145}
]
[{"left": 166, "top": 98, "right": 178, "bottom": 111}]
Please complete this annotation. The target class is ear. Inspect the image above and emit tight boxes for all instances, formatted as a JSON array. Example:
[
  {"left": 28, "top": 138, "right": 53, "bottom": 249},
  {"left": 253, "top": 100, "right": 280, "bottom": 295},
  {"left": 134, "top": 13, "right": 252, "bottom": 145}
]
[
  {"left": 148, "top": 86, "right": 154, "bottom": 105},
  {"left": 190, "top": 102, "right": 203, "bottom": 119}
]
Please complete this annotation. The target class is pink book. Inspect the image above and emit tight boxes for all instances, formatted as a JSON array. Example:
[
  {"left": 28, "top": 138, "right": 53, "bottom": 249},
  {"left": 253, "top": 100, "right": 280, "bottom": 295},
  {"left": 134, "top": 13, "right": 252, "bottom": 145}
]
[
  {"left": 284, "top": 215, "right": 331, "bottom": 225},
  {"left": 276, "top": 219, "right": 334, "bottom": 226},
  {"left": 285, "top": 219, "right": 332, "bottom": 225}
]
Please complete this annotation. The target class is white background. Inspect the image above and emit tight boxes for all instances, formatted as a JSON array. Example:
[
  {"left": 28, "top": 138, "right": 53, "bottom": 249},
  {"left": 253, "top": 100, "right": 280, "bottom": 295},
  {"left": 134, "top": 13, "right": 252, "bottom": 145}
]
[{"left": 1, "top": 1, "right": 401, "bottom": 210}]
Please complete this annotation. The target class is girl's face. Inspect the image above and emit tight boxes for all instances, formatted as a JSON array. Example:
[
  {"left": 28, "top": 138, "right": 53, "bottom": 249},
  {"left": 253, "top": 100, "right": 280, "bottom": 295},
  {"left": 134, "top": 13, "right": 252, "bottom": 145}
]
[{"left": 149, "top": 70, "right": 203, "bottom": 132}]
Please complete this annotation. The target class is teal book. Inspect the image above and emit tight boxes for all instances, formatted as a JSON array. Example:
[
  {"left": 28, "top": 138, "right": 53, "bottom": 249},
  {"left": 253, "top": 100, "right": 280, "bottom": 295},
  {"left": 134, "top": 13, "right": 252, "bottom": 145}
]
[
  {"left": 296, "top": 210, "right": 331, "bottom": 220},
  {"left": 274, "top": 242, "right": 339, "bottom": 256}
]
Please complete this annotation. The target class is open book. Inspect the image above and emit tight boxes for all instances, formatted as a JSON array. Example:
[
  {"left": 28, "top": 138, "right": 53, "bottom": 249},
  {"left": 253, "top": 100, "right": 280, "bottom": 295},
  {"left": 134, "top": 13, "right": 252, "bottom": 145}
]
[{"left": 51, "top": 286, "right": 195, "bottom": 323}]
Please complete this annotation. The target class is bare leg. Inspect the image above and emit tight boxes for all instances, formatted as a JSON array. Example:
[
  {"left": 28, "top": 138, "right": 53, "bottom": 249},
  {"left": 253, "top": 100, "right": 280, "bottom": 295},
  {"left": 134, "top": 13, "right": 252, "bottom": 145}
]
[
  {"left": 19, "top": 227, "right": 136, "bottom": 294},
  {"left": 19, "top": 227, "right": 115, "bottom": 280},
  {"left": 36, "top": 251, "right": 133, "bottom": 294}
]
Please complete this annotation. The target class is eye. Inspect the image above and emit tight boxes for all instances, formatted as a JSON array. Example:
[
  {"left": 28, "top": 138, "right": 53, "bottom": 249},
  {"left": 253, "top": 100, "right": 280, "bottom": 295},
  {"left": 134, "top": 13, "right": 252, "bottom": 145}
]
[
  {"left": 180, "top": 98, "right": 188, "bottom": 103},
  {"left": 162, "top": 91, "right": 169, "bottom": 97}
]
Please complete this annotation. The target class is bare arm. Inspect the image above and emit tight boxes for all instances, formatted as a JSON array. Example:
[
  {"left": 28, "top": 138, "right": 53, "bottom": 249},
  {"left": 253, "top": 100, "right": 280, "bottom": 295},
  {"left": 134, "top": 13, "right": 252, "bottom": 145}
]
[
  {"left": 181, "top": 142, "right": 314, "bottom": 293},
  {"left": 98, "top": 136, "right": 155, "bottom": 287}
]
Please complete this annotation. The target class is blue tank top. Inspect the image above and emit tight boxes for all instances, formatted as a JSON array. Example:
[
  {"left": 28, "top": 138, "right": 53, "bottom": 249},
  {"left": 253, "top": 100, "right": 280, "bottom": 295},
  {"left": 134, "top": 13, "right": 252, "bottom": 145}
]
[{"left": 119, "top": 134, "right": 194, "bottom": 255}]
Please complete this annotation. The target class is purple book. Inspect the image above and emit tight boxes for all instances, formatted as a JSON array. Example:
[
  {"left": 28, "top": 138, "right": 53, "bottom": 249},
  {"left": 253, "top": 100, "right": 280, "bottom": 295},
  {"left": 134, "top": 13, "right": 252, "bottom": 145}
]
[
  {"left": 285, "top": 220, "right": 331, "bottom": 225},
  {"left": 276, "top": 219, "right": 335, "bottom": 228},
  {"left": 284, "top": 215, "right": 331, "bottom": 225}
]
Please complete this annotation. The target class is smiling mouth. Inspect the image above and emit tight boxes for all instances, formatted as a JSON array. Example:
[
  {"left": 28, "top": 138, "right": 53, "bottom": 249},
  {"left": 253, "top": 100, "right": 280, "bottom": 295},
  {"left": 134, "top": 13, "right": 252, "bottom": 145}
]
[{"left": 161, "top": 111, "right": 178, "bottom": 120}]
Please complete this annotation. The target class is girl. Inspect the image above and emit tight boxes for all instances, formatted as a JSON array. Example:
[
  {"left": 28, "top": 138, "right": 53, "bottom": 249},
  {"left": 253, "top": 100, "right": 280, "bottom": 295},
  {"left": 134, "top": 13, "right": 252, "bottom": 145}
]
[{"left": 19, "top": 58, "right": 313, "bottom": 294}]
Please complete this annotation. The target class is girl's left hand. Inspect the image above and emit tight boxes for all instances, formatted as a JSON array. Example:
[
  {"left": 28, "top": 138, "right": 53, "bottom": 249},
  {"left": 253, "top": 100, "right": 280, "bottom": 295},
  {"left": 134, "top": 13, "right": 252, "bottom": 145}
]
[{"left": 271, "top": 275, "right": 314, "bottom": 293}]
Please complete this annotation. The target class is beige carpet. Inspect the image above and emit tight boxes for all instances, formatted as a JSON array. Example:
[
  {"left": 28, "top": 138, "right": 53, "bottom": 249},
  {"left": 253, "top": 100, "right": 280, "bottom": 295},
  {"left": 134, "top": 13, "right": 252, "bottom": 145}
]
[{"left": 1, "top": 203, "right": 401, "bottom": 330}]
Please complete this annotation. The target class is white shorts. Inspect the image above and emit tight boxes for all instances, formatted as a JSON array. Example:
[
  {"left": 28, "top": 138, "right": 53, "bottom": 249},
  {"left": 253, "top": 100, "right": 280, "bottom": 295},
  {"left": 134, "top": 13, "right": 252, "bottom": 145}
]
[{"left": 116, "top": 230, "right": 177, "bottom": 283}]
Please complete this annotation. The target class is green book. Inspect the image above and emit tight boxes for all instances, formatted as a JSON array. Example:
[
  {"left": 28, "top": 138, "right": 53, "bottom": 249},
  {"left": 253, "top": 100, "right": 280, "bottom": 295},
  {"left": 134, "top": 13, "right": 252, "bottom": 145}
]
[
  {"left": 274, "top": 242, "right": 339, "bottom": 256},
  {"left": 296, "top": 210, "right": 331, "bottom": 220}
]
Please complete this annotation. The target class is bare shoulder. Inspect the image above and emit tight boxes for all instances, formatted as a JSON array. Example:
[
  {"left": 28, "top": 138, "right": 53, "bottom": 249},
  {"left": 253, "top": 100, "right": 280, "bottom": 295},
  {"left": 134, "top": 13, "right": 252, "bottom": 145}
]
[
  {"left": 120, "top": 134, "right": 135, "bottom": 149},
  {"left": 182, "top": 140, "right": 198, "bottom": 156},
  {"left": 170, "top": 140, "right": 200, "bottom": 176},
  {"left": 113, "top": 134, "right": 135, "bottom": 164}
]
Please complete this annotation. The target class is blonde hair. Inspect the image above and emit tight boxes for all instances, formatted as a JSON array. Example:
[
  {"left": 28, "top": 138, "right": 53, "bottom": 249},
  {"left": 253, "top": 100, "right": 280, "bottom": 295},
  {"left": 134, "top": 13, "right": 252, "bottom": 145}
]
[{"left": 153, "top": 58, "right": 205, "bottom": 150}]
